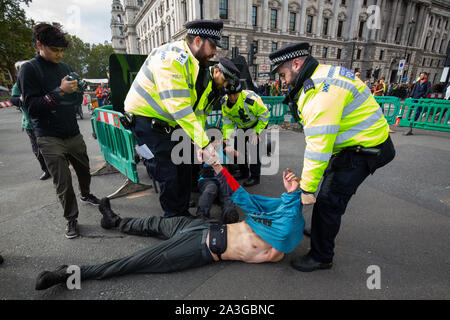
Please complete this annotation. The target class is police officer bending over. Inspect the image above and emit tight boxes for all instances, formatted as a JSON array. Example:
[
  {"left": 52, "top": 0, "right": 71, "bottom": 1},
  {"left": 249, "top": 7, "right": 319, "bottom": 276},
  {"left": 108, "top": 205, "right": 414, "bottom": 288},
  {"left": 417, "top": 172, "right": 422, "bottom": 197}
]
[
  {"left": 123, "top": 20, "right": 223, "bottom": 218},
  {"left": 269, "top": 43, "right": 395, "bottom": 272},
  {"left": 221, "top": 80, "right": 270, "bottom": 187}
]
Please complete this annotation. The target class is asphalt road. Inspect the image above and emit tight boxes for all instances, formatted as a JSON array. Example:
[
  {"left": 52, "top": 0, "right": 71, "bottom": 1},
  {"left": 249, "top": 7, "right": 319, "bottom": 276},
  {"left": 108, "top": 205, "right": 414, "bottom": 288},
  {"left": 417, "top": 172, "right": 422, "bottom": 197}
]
[{"left": 0, "top": 105, "right": 449, "bottom": 300}]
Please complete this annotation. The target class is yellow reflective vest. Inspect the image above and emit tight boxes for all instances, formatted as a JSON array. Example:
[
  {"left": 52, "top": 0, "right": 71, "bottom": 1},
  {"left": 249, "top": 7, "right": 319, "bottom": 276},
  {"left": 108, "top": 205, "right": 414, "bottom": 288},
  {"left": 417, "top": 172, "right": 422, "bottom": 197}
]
[
  {"left": 296, "top": 65, "right": 390, "bottom": 193},
  {"left": 124, "top": 40, "right": 209, "bottom": 148},
  {"left": 194, "top": 67, "right": 224, "bottom": 129},
  {"left": 221, "top": 90, "right": 270, "bottom": 140}
]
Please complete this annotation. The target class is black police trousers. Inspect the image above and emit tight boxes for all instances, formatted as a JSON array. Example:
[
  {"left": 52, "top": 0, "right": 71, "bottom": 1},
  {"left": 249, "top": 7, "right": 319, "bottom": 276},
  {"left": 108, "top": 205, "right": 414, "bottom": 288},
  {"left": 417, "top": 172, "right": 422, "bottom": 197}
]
[
  {"left": 310, "top": 136, "right": 395, "bottom": 263},
  {"left": 80, "top": 216, "right": 214, "bottom": 280},
  {"left": 131, "top": 118, "right": 192, "bottom": 217}
]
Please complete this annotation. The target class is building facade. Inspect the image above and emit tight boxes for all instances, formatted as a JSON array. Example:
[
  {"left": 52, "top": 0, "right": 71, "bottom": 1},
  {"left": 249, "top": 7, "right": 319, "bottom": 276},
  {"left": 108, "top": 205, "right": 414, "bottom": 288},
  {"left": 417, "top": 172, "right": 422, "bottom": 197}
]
[{"left": 111, "top": 0, "right": 450, "bottom": 85}]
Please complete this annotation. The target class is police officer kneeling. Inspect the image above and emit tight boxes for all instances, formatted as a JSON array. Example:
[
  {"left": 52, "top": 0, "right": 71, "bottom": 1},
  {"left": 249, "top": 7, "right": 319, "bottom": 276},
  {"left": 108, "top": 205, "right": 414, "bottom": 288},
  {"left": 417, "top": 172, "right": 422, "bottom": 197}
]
[{"left": 269, "top": 43, "right": 396, "bottom": 272}]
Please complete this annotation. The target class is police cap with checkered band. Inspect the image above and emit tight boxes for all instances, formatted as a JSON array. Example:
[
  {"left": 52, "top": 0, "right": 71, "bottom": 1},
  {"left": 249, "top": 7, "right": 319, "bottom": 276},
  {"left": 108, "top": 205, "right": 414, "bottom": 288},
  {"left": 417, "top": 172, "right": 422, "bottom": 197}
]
[
  {"left": 269, "top": 42, "right": 311, "bottom": 74},
  {"left": 186, "top": 19, "right": 224, "bottom": 48}
]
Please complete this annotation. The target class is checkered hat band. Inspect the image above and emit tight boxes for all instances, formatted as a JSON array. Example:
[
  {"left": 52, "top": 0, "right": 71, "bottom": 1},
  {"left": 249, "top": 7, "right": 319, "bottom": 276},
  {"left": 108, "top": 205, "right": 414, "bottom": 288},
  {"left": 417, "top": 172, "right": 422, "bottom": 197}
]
[
  {"left": 271, "top": 50, "right": 309, "bottom": 63},
  {"left": 187, "top": 28, "right": 222, "bottom": 39}
]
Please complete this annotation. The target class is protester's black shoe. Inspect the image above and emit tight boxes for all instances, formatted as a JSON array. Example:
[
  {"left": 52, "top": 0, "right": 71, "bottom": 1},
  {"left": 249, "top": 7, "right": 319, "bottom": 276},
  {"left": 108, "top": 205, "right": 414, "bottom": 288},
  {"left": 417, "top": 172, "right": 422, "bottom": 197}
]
[
  {"left": 243, "top": 177, "right": 260, "bottom": 187},
  {"left": 65, "top": 220, "right": 79, "bottom": 239},
  {"left": 35, "top": 265, "right": 69, "bottom": 290},
  {"left": 39, "top": 171, "right": 51, "bottom": 180},
  {"left": 99, "top": 197, "right": 121, "bottom": 229},
  {"left": 223, "top": 208, "right": 239, "bottom": 224},
  {"left": 80, "top": 194, "right": 101, "bottom": 206},
  {"left": 303, "top": 227, "right": 311, "bottom": 237},
  {"left": 291, "top": 254, "right": 333, "bottom": 272},
  {"left": 233, "top": 171, "right": 249, "bottom": 180}
]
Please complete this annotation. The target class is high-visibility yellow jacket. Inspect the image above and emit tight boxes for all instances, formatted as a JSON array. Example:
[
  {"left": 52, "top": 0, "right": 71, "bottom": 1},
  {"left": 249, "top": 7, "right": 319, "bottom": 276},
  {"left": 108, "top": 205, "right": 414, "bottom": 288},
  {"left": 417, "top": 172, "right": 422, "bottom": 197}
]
[
  {"left": 296, "top": 64, "right": 389, "bottom": 193},
  {"left": 221, "top": 90, "right": 269, "bottom": 140},
  {"left": 124, "top": 40, "right": 209, "bottom": 148}
]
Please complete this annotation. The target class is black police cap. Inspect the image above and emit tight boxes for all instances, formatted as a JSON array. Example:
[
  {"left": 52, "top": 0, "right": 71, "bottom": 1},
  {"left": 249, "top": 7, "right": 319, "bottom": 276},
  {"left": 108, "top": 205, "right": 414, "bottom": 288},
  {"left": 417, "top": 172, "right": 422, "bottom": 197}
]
[
  {"left": 269, "top": 42, "right": 311, "bottom": 73},
  {"left": 218, "top": 58, "right": 240, "bottom": 80},
  {"left": 186, "top": 19, "right": 224, "bottom": 48}
]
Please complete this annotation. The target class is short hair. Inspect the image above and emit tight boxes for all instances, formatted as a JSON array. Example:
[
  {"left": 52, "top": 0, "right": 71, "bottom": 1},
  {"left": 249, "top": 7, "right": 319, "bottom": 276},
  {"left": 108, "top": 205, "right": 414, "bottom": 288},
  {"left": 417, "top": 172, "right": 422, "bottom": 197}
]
[
  {"left": 420, "top": 72, "right": 428, "bottom": 76},
  {"left": 33, "top": 23, "right": 69, "bottom": 48}
]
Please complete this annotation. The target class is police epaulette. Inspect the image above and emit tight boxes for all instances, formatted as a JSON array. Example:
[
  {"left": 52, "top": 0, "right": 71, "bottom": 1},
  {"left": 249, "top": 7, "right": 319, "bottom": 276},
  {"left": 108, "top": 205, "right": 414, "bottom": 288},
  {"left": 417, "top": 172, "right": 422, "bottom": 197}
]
[
  {"left": 303, "top": 78, "right": 315, "bottom": 93},
  {"left": 245, "top": 97, "right": 255, "bottom": 105}
]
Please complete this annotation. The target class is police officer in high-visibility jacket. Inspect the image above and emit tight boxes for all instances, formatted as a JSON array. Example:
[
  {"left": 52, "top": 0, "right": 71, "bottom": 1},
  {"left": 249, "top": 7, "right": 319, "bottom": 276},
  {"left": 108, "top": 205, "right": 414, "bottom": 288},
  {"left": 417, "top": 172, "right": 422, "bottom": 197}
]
[
  {"left": 124, "top": 20, "right": 223, "bottom": 218},
  {"left": 269, "top": 43, "right": 395, "bottom": 272},
  {"left": 222, "top": 82, "right": 270, "bottom": 187},
  {"left": 195, "top": 58, "right": 241, "bottom": 129}
]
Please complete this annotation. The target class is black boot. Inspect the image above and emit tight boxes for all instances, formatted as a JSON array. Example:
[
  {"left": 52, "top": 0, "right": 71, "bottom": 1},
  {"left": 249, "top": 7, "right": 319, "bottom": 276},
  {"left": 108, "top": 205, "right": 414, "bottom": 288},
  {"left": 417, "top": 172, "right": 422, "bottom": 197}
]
[
  {"left": 35, "top": 265, "right": 69, "bottom": 290},
  {"left": 99, "top": 198, "right": 122, "bottom": 229},
  {"left": 291, "top": 253, "right": 333, "bottom": 272},
  {"left": 243, "top": 177, "right": 260, "bottom": 187}
]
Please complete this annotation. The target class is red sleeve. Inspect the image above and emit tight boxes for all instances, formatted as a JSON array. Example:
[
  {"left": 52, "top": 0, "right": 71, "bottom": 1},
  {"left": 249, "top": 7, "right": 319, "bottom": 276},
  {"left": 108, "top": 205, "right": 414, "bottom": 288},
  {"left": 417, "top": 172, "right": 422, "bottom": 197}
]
[{"left": 220, "top": 167, "right": 240, "bottom": 192}]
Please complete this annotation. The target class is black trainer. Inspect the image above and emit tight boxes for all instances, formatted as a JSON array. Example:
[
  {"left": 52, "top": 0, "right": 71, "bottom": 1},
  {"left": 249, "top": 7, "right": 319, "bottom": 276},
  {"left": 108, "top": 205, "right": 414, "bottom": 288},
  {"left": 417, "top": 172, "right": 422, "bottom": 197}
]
[
  {"left": 243, "top": 177, "right": 260, "bottom": 187},
  {"left": 99, "top": 197, "right": 122, "bottom": 229},
  {"left": 35, "top": 265, "right": 69, "bottom": 290},
  {"left": 290, "top": 253, "right": 333, "bottom": 272},
  {"left": 65, "top": 219, "right": 79, "bottom": 239},
  {"left": 80, "top": 194, "right": 101, "bottom": 206},
  {"left": 223, "top": 208, "right": 239, "bottom": 224}
]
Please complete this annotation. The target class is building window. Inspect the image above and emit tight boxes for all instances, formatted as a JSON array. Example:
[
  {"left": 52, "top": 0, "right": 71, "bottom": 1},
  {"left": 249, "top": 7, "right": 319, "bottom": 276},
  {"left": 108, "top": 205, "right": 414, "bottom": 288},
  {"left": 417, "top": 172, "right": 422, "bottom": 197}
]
[
  {"left": 337, "top": 20, "right": 344, "bottom": 37},
  {"left": 337, "top": 48, "right": 342, "bottom": 60},
  {"left": 379, "top": 50, "right": 384, "bottom": 60},
  {"left": 272, "top": 41, "right": 278, "bottom": 52},
  {"left": 270, "top": 9, "right": 278, "bottom": 29},
  {"left": 252, "top": 6, "right": 257, "bottom": 26},
  {"left": 323, "top": 17, "right": 329, "bottom": 36},
  {"left": 341, "top": 0, "right": 346, "bottom": 5},
  {"left": 358, "top": 21, "right": 365, "bottom": 38},
  {"left": 306, "top": 15, "right": 314, "bottom": 33},
  {"left": 357, "top": 49, "right": 362, "bottom": 60},
  {"left": 119, "top": 26, "right": 123, "bottom": 36},
  {"left": 289, "top": 12, "right": 296, "bottom": 31},
  {"left": 219, "top": 0, "right": 228, "bottom": 20},
  {"left": 322, "top": 47, "right": 328, "bottom": 58},
  {"left": 221, "top": 36, "right": 229, "bottom": 50}
]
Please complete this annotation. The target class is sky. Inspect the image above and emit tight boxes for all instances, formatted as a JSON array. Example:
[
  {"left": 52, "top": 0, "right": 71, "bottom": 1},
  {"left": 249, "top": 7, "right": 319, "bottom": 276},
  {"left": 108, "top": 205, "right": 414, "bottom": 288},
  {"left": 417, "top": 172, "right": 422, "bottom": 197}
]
[{"left": 21, "top": 0, "right": 112, "bottom": 45}]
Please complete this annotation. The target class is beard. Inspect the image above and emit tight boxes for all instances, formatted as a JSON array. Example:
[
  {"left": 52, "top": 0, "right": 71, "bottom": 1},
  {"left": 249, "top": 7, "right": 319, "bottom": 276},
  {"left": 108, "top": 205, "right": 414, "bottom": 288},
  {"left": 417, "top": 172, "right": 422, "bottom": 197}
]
[{"left": 195, "top": 41, "right": 215, "bottom": 66}]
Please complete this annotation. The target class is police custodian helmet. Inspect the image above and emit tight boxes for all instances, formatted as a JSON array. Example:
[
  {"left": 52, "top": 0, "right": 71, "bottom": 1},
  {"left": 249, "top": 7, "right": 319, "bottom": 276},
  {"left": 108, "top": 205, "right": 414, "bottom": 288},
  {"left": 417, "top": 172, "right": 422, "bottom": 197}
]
[
  {"left": 186, "top": 19, "right": 224, "bottom": 48},
  {"left": 269, "top": 42, "right": 311, "bottom": 74}
]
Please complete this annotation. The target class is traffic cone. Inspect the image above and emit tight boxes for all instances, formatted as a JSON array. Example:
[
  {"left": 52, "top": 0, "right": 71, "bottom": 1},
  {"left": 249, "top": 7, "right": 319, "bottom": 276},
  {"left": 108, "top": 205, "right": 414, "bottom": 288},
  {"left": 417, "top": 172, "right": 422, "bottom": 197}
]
[{"left": 395, "top": 116, "right": 401, "bottom": 126}]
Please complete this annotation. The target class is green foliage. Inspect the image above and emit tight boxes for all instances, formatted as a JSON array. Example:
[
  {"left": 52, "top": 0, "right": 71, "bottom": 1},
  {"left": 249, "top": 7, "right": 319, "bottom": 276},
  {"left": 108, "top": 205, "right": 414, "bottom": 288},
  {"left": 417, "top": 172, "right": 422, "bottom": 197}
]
[{"left": 0, "top": 0, "right": 35, "bottom": 83}]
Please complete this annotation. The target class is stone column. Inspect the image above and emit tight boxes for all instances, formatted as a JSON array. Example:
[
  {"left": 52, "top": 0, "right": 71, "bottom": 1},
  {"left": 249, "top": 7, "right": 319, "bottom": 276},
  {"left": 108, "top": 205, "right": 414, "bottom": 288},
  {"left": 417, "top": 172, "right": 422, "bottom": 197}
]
[
  {"left": 262, "top": 0, "right": 269, "bottom": 31},
  {"left": 299, "top": 0, "right": 307, "bottom": 36},
  {"left": 413, "top": 3, "right": 426, "bottom": 47},
  {"left": 386, "top": 0, "right": 400, "bottom": 42},
  {"left": 281, "top": 0, "right": 288, "bottom": 33},
  {"left": 348, "top": 0, "right": 361, "bottom": 40},
  {"left": 316, "top": 0, "right": 324, "bottom": 37},
  {"left": 331, "top": 0, "right": 340, "bottom": 40},
  {"left": 401, "top": 1, "right": 414, "bottom": 45}
]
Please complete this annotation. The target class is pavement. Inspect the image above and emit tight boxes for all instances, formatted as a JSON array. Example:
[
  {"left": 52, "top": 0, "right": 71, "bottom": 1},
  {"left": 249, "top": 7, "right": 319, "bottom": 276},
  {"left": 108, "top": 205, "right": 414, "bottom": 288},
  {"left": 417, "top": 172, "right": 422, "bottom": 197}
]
[{"left": 0, "top": 105, "right": 449, "bottom": 300}]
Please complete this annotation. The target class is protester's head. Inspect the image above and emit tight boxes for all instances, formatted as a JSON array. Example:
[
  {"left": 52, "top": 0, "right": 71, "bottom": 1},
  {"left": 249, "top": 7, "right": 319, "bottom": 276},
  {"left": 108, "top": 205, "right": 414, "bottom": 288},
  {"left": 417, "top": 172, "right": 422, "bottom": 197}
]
[
  {"left": 33, "top": 23, "right": 69, "bottom": 64},
  {"left": 269, "top": 43, "right": 310, "bottom": 87},
  {"left": 355, "top": 71, "right": 361, "bottom": 78},
  {"left": 185, "top": 20, "right": 223, "bottom": 66},
  {"left": 419, "top": 72, "right": 427, "bottom": 80}
]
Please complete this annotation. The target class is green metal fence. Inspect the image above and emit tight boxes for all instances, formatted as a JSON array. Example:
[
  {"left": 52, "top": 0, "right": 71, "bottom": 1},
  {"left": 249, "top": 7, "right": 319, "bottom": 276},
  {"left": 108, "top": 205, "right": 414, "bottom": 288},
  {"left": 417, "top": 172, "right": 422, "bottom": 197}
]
[
  {"left": 398, "top": 98, "right": 450, "bottom": 132},
  {"left": 91, "top": 105, "right": 152, "bottom": 198}
]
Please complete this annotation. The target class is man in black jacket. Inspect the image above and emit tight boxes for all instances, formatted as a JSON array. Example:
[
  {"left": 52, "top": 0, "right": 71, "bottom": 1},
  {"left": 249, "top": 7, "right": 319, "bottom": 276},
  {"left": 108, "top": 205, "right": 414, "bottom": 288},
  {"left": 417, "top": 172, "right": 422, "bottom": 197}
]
[
  {"left": 409, "top": 72, "right": 432, "bottom": 121},
  {"left": 18, "top": 23, "right": 100, "bottom": 239}
]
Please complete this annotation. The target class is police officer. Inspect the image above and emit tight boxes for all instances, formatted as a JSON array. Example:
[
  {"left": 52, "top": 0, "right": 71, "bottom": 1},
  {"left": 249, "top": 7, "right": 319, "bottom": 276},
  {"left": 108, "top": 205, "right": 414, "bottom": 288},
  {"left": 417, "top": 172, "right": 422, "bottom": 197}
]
[
  {"left": 269, "top": 43, "right": 396, "bottom": 272},
  {"left": 221, "top": 81, "right": 270, "bottom": 187},
  {"left": 124, "top": 20, "right": 223, "bottom": 218}
]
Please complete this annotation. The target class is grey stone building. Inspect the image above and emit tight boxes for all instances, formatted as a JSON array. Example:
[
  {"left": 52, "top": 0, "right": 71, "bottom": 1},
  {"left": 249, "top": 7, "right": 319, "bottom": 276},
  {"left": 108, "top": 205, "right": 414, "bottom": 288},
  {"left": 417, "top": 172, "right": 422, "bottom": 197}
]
[{"left": 111, "top": 0, "right": 450, "bottom": 85}]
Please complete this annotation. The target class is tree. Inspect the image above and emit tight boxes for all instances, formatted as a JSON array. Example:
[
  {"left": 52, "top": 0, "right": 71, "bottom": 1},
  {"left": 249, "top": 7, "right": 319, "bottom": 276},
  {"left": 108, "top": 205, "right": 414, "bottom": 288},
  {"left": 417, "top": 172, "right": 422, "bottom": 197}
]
[
  {"left": 61, "top": 34, "right": 90, "bottom": 77},
  {"left": 85, "top": 43, "right": 114, "bottom": 79},
  {"left": 0, "top": 0, "right": 35, "bottom": 85}
]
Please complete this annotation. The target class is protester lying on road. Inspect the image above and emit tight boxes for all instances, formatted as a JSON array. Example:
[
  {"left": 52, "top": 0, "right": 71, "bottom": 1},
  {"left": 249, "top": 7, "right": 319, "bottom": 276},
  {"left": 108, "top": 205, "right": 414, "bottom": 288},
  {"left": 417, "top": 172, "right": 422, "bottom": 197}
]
[{"left": 35, "top": 160, "right": 305, "bottom": 291}]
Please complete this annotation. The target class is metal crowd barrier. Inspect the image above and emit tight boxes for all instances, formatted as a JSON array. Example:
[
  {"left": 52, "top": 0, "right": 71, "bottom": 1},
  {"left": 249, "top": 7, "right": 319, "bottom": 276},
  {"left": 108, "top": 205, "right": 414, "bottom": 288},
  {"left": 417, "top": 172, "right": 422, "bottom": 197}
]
[
  {"left": 90, "top": 105, "right": 152, "bottom": 198},
  {"left": 398, "top": 98, "right": 450, "bottom": 133}
]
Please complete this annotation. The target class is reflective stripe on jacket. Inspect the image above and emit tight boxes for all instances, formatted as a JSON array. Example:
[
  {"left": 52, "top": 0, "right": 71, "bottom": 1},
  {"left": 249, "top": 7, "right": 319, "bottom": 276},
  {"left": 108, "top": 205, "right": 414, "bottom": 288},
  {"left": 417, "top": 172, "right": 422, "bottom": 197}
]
[
  {"left": 296, "top": 65, "right": 389, "bottom": 193},
  {"left": 221, "top": 90, "right": 269, "bottom": 140},
  {"left": 124, "top": 40, "right": 209, "bottom": 148}
]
